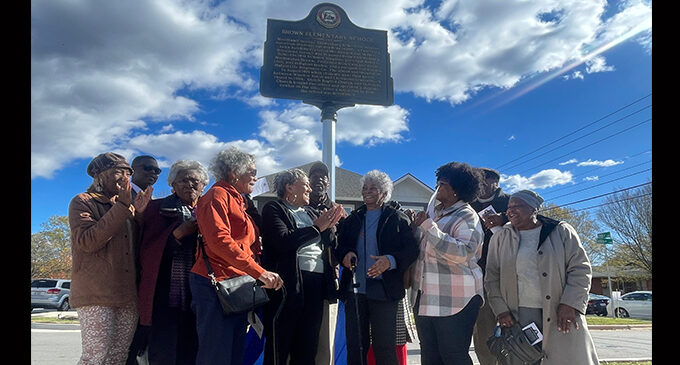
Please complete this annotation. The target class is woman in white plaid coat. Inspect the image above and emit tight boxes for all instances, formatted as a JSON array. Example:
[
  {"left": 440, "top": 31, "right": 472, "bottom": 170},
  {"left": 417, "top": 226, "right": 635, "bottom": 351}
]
[{"left": 409, "top": 161, "right": 485, "bottom": 365}]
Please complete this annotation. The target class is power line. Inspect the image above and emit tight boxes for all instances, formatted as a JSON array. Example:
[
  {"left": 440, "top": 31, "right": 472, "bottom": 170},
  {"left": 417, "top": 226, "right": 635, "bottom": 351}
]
[
  {"left": 556, "top": 192, "right": 652, "bottom": 214},
  {"left": 539, "top": 181, "right": 651, "bottom": 213},
  {"left": 542, "top": 163, "right": 652, "bottom": 198},
  {"left": 502, "top": 105, "right": 651, "bottom": 172},
  {"left": 545, "top": 168, "right": 651, "bottom": 201},
  {"left": 495, "top": 93, "right": 651, "bottom": 170},
  {"left": 564, "top": 151, "right": 651, "bottom": 182},
  {"left": 516, "top": 118, "right": 651, "bottom": 175}
]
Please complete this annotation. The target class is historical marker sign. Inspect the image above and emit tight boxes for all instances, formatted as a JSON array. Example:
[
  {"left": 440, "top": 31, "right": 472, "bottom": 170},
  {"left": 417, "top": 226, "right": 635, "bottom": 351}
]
[{"left": 260, "top": 3, "right": 394, "bottom": 107}]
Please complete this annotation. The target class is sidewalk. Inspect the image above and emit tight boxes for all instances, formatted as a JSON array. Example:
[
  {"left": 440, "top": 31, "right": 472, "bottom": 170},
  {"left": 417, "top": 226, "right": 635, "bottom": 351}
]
[{"left": 32, "top": 311, "right": 652, "bottom": 364}]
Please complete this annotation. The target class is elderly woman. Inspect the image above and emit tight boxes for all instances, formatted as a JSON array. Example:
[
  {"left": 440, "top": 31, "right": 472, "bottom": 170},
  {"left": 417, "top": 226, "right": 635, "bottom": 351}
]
[
  {"left": 484, "top": 190, "right": 599, "bottom": 365},
  {"left": 336, "top": 170, "right": 419, "bottom": 365},
  {"left": 136, "top": 160, "right": 209, "bottom": 364},
  {"left": 409, "top": 161, "right": 484, "bottom": 365},
  {"left": 68, "top": 152, "right": 152, "bottom": 364},
  {"left": 259, "top": 168, "right": 344, "bottom": 365},
  {"left": 189, "top": 147, "right": 283, "bottom": 365}
]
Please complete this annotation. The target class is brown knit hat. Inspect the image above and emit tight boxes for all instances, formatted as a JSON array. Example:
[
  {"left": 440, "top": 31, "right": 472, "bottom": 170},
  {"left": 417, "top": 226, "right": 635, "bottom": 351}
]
[{"left": 87, "top": 152, "right": 133, "bottom": 177}]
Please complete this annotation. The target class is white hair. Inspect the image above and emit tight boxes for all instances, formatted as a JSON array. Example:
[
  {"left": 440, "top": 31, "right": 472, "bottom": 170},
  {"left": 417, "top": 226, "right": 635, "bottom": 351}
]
[
  {"left": 361, "top": 169, "right": 393, "bottom": 203},
  {"left": 210, "top": 147, "right": 255, "bottom": 182},
  {"left": 167, "top": 160, "right": 209, "bottom": 187}
]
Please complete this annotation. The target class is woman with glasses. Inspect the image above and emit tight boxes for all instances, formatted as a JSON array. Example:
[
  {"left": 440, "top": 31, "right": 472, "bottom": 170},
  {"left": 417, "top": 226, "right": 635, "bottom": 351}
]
[
  {"left": 408, "top": 161, "right": 485, "bottom": 365},
  {"left": 136, "top": 160, "right": 209, "bottom": 364},
  {"left": 259, "top": 168, "right": 344, "bottom": 365},
  {"left": 189, "top": 147, "right": 284, "bottom": 365},
  {"left": 336, "top": 170, "right": 419, "bottom": 365}
]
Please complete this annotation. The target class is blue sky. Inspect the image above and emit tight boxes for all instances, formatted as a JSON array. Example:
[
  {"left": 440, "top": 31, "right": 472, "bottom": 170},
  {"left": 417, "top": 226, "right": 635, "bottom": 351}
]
[{"left": 31, "top": 0, "right": 652, "bottom": 234}]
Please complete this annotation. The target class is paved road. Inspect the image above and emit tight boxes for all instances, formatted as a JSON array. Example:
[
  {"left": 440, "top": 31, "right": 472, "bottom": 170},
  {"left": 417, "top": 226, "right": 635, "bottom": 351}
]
[{"left": 31, "top": 322, "right": 651, "bottom": 364}]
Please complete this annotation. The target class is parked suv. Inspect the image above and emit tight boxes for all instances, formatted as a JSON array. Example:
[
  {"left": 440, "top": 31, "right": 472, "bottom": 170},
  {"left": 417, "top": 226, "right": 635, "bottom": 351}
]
[{"left": 31, "top": 279, "right": 71, "bottom": 311}]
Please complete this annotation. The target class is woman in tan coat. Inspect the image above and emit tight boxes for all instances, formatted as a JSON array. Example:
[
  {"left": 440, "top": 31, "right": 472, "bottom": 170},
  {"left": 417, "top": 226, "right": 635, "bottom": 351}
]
[
  {"left": 484, "top": 190, "right": 599, "bottom": 365},
  {"left": 69, "top": 152, "right": 152, "bottom": 364}
]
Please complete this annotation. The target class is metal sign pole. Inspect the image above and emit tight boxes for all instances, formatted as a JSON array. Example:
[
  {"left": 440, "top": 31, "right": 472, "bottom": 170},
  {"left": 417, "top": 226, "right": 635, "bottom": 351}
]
[
  {"left": 604, "top": 243, "right": 615, "bottom": 317},
  {"left": 321, "top": 104, "right": 337, "bottom": 201},
  {"left": 597, "top": 232, "right": 616, "bottom": 317}
]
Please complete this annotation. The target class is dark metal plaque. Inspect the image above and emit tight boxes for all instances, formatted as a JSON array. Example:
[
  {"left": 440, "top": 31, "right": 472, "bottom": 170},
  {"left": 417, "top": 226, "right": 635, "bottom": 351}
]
[{"left": 260, "top": 3, "right": 393, "bottom": 107}]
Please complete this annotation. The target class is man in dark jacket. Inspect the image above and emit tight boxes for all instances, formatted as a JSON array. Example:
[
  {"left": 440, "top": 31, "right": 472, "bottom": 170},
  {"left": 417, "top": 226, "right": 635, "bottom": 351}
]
[
  {"left": 305, "top": 161, "right": 345, "bottom": 365},
  {"left": 470, "top": 167, "right": 510, "bottom": 365}
]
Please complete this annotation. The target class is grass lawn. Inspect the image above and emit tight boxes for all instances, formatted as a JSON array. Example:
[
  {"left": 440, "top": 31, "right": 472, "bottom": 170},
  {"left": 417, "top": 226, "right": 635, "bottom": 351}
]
[{"left": 586, "top": 316, "right": 652, "bottom": 325}]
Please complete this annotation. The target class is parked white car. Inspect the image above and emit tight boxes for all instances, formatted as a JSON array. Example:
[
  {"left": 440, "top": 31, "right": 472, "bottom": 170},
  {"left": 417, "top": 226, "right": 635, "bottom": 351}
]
[{"left": 611, "top": 290, "right": 652, "bottom": 319}]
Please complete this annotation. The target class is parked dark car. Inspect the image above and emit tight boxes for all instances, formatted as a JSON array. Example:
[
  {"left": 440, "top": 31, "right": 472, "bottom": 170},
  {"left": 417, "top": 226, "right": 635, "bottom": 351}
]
[
  {"left": 586, "top": 293, "right": 610, "bottom": 316},
  {"left": 31, "top": 279, "right": 71, "bottom": 311}
]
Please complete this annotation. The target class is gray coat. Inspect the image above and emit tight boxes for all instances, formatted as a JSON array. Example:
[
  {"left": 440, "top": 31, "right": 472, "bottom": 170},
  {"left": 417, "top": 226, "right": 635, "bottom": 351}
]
[{"left": 484, "top": 216, "right": 599, "bottom": 365}]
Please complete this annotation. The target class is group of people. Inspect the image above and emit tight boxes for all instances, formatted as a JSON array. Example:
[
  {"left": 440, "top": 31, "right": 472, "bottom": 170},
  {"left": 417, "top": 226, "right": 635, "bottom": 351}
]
[{"left": 68, "top": 147, "right": 600, "bottom": 365}]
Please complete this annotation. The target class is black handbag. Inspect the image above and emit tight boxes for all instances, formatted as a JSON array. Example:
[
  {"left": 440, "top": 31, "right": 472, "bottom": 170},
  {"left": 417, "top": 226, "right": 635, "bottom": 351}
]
[
  {"left": 198, "top": 233, "right": 269, "bottom": 315},
  {"left": 487, "top": 324, "right": 545, "bottom": 365}
]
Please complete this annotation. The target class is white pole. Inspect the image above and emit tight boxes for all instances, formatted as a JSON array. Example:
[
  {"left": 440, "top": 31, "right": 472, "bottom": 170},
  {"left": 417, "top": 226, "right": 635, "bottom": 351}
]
[
  {"left": 604, "top": 244, "right": 615, "bottom": 317},
  {"left": 322, "top": 109, "right": 336, "bottom": 201}
]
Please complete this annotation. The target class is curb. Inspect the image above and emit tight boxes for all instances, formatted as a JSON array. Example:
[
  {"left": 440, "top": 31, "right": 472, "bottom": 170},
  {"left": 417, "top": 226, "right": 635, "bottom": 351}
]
[
  {"left": 589, "top": 324, "right": 652, "bottom": 330},
  {"left": 599, "top": 359, "right": 653, "bottom": 363}
]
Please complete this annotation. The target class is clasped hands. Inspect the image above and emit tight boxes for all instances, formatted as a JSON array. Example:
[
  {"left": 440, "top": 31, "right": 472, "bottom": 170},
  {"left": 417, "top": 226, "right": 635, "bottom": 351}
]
[
  {"left": 313, "top": 205, "right": 344, "bottom": 231},
  {"left": 497, "top": 303, "right": 579, "bottom": 333}
]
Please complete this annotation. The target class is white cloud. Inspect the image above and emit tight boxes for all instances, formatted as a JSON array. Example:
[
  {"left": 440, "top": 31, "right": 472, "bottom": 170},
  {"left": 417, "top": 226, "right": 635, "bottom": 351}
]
[
  {"left": 500, "top": 169, "right": 573, "bottom": 193},
  {"left": 559, "top": 158, "right": 579, "bottom": 165},
  {"left": 256, "top": 103, "right": 410, "bottom": 172},
  {"left": 583, "top": 176, "right": 599, "bottom": 181},
  {"left": 508, "top": 135, "right": 516, "bottom": 141},
  {"left": 577, "top": 159, "right": 624, "bottom": 167},
  {"left": 585, "top": 56, "right": 615, "bottom": 73},
  {"left": 31, "top": 0, "right": 652, "bottom": 179},
  {"left": 563, "top": 71, "right": 584, "bottom": 80}
]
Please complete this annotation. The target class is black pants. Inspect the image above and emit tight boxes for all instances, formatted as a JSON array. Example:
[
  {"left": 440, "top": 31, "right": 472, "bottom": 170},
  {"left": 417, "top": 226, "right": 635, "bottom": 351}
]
[
  {"left": 146, "top": 306, "right": 198, "bottom": 365},
  {"left": 415, "top": 294, "right": 482, "bottom": 365},
  {"left": 344, "top": 293, "right": 399, "bottom": 365},
  {"left": 263, "top": 271, "right": 325, "bottom": 365}
]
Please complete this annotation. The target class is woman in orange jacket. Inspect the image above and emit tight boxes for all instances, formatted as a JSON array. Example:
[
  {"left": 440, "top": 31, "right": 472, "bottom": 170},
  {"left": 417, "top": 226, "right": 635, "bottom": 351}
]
[{"left": 189, "top": 147, "right": 283, "bottom": 365}]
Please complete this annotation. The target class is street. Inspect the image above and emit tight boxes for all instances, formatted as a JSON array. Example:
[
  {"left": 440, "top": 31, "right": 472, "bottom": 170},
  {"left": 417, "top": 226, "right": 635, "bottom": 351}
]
[{"left": 30, "top": 320, "right": 651, "bottom": 364}]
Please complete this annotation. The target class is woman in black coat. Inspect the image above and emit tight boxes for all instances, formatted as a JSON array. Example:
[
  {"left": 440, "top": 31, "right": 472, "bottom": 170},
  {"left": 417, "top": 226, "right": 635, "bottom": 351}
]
[
  {"left": 336, "top": 170, "right": 420, "bottom": 365},
  {"left": 260, "top": 168, "right": 345, "bottom": 365}
]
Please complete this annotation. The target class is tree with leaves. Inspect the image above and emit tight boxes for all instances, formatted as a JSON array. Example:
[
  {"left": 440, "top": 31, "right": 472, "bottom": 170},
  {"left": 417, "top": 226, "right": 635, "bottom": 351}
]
[
  {"left": 31, "top": 215, "right": 72, "bottom": 279},
  {"left": 596, "top": 182, "right": 652, "bottom": 276},
  {"left": 540, "top": 203, "right": 604, "bottom": 265}
]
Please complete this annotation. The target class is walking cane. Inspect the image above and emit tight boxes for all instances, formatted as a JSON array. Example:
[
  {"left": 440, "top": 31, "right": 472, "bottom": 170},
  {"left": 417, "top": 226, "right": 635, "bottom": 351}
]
[
  {"left": 350, "top": 256, "right": 365, "bottom": 365},
  {"left": 272, "top": 284, "right": 287, "bottom": 365}
]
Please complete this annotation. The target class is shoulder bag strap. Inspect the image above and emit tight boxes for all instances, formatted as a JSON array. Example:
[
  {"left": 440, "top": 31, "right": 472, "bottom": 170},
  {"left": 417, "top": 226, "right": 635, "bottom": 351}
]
[{"left": 197, "top": 233, "right": 220, "bottom": 285}]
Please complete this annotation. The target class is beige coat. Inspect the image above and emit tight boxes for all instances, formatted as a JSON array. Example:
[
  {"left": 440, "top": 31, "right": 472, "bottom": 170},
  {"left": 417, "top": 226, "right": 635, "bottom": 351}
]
[
  {"left": 484, "top": 216, "right": 599, "bottom": 365},
  {"left": 68, "top": 192, "right": 139, "bottom": 308}
]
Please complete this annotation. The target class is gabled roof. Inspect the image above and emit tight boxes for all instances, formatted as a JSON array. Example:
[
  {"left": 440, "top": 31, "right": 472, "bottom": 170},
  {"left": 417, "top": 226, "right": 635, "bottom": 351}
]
[{"left": 393, "top": 173, "right": 434, "bottom": 193}]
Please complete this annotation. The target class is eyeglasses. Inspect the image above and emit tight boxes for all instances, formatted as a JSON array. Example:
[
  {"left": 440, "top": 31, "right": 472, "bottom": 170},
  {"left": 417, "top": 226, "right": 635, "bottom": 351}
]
[
  {"left": 435, "top": 180, "right": 450, "bottom": 188},
  {"left": 142, "top": 165, "right": 162, "bottom": 174}
]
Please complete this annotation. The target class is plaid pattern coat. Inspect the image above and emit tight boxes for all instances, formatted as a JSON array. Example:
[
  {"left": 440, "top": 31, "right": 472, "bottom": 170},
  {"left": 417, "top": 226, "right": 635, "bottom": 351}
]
[{"left": 409, "top": 201, "right": 485, "bottom": 317}]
